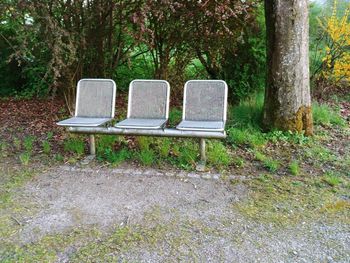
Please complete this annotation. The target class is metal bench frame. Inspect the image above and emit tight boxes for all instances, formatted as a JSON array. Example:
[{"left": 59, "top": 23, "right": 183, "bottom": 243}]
[{"left": 59, "top": 79, "right": 227, "bottom": 169}]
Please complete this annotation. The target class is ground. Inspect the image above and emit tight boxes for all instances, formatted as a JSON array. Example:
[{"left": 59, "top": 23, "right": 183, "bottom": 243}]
[{"left": 0, "top": 98, "right": 349, "bottom": 262}]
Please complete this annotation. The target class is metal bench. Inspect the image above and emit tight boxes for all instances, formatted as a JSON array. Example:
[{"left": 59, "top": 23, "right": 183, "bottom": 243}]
[
  {"left": 177, "top": 80, "right": 227, "bottom": 132},
  {"left": 57, "top": 79, "right": 116, "bottom": 127},
  {"left": 115, "top": 80, "right": 170, "bottom": 129},
  {"left": 59, "top": 79, "right": 227, "bottom": 170}
]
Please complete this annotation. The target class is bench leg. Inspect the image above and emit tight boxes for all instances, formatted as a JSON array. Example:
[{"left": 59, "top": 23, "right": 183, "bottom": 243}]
[
  {"left": 196, "top": 138, "right": 206, "bottom": 172},
  {"left": 89, "top": 135, "right": 96, "bottom": 156}
]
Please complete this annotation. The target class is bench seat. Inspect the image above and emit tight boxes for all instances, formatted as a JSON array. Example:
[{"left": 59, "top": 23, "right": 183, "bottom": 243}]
[
  {"left": 115, "top": 118, "right": 167, "bottom": 129},
  {"left": 57, "top": 117, "right": 112, "bottom": 127},
  {"left": 176, "top": 120, "right": 225, "bottom": 132}
]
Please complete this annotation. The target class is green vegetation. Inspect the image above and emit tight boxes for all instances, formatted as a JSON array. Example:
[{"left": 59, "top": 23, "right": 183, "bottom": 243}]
[
  {"left": 312, "top": 103, "right": 346, "bottom": 127},
  {"left": 235, "top": 174, "right": 350, "bottom": 225},
  {"left": 289, "top": 160, "right": 300, "bottom": 176},
  {"left": 63, "top": 137, "right": 85, "bottom": 156},
  {"left": 42, "top": 140, "right": 51, "bottom": 155}
]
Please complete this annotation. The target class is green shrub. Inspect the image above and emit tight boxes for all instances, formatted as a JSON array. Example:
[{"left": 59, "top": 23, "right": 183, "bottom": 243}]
[
  {"left": 312, "top": 103, "right": 345, "bottom": 127},
  {"left": 137, "top": 149, "right": 155, "bottom": 166},
  {"left": 63, "top": 138, "right": 85, "bottom": 155},
  {"left": 207, "top": 141, "right": 230, "bottom": 168}
]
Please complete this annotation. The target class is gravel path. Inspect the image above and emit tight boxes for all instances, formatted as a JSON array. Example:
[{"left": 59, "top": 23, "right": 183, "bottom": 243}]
[{"left": 10, "top": 165, "right": 350, "bottom": 262}]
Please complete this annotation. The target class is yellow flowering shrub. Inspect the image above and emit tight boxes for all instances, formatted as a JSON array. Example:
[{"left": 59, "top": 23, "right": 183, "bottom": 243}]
[{"left": 318, "top": 0, "right": 350, "bottom": 83}]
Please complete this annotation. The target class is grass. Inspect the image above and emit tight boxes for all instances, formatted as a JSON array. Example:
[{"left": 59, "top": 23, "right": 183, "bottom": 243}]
[
  {"left": 19, "top": 152, "right": 31, "bottom": 166},
  {"left": 137, "top": 148, "right": 155, "bottom": 166},
  {"left": 103, "top": 148, "right": 132, "bottom": 165},
  {"left": 323, "top": 172, "right": 342, "bottom": 187},
  {"left": 207, "top": 141, "right": 230, "bottom": 168},
  {"left": 23, "top": 136, "right": 35, "bottom": 153},
  {"left": 253, "top": 151, "right": 279, "bottom": 172},
  {"left": 63, "top": 137, "right": 85, "bottom": 156},
  {"left": 289, "top": 160, "right": 300, "bottom": 176},
  {"left": 312, "top": 102, "right": 346, "bottom": 127},
  {"left": 42, "top": 140, "right": 51, "bottom": 155}
]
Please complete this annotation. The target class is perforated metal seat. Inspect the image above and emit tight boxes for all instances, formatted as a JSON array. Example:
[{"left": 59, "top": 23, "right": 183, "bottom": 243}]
[
  {"left": 57, "top": 79, "right": 116, "bottom": 127},
  {"left": 176, "top": 80, "right": 227, "bottom": 132},
  {"left": 115, "top": 80, "right": 170, "bottom": 129}
]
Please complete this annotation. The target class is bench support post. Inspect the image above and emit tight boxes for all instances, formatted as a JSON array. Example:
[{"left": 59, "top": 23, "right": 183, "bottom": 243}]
[
  {"left": 89, "top": 135, "right": 96, "bottom": 156},
  {"left": 196, "top": 138, "right": 206, "bottom": 172},
  {"left": 200, "top": 138, "right": 206, "bottom": 163}
]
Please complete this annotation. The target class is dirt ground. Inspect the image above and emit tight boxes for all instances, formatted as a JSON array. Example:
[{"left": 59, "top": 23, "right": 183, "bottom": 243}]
[{"left": 1, "top": 163, "right": 349, "bottom": 262}]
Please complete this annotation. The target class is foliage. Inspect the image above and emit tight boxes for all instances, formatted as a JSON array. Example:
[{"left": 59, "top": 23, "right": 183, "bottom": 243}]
[
  {"left": 19, "top": 152, "right": 31, "bottom": 166},
  {"left": 316, "top": 0, "right": 350, "bottom": 83},
  {"left": 102, "top": 148, "right": 132, "bottom": 165}
]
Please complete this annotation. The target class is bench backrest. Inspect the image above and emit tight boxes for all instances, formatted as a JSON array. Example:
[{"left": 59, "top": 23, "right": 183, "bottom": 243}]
[
  {"left": 127, "top": 80, "right": 170, "bottom": 119},
  {"left": 75, "top": 79, "right": 116, "bottom": 118},
  {"left": 182, "top": 80, "right": 228, "bottom": 122}
]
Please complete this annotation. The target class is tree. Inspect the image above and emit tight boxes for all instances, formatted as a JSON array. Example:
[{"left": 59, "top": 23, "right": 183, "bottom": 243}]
[{"left": 263, "top": 0, "right": 313, "bottom": 135}]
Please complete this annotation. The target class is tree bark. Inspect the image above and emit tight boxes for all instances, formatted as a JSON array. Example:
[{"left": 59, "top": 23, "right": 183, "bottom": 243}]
[{"left": 263, "top": 0, "right": 313, "bottom": 135}]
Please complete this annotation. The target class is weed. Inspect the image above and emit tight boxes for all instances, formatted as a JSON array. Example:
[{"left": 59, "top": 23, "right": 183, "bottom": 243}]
[
  {"left": 232, "top": 156, "right": 245, "bottom": 168},
  {"left": 323, "top": 172, "right": 342, "bottom": 187},
  {"left": 19, "top": 152, "right": 31, "bottom": 166},
  {"left": 177, "top": 141, "right": 198, "bottom": 169},
  {"left": 312, "top": 102, "right": 345, "bottom": 127},
  {"left": 266, "top": 130, "right": 309, "bottom": 145},
  {"left": 264, "top": 159, "right": 279, "bottom": 172},
  {"left": 46, "top": 131, "right": 54, "bottom": 140},
  {"left": 228, "top": 127, "right": 266, "bottom": 148},
  {"left": 54, "top": 154, "right": 64, "bottom": 162},
  {"left": 289, "top": 160, "right": 300, "bottom": 176},
  {"left": 103, "top": 148, "right": 131, "bottom": 165},
  {"left": 96, "top": 135, "right": 118, "bottom": 155},
  {"left": 136, "top": 136, "right": 151, "bottom": 151},
  {"left": 23, "top": 136, "right": 35, "bottom": 153},
  {"left": 254, "top": 151, "right": 279, "bottom": 172},
  {"left": 42, "top": 140, "right": 51, "bottom": 154},
  {"left": 64, "top": 137, "right": 85, "bottom": 155},
  {"left": 156, "top": 138, "right": 171, "bottom": 158},
  {"left": 168, "top": 108, "right": 182, "bottom": 126},
  {"left": 305, "top": 144, "right": 336, "bottom": 163},
  {"left": 207, "top": 141, "right": 230, "bottom": 168},
  {"left": 137, "top": 148, "right": 155, "bottom": 166}
]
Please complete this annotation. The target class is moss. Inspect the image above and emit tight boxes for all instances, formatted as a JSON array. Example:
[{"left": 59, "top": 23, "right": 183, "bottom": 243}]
[
  {"left": 274, "top": 106, "right": 313, "bottom": 136},
  {"left": 235, "top": 174, "right": 350, "bottom": 226}
]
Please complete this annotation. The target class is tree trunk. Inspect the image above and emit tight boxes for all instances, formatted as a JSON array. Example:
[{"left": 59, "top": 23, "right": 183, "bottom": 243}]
[{"left": 263, "top": 0, "right": 313, "bottom": 135}]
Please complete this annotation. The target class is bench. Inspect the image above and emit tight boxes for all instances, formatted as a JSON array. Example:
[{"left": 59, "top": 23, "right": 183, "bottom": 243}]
[{"left": 57, "top": 79, "right": 227, "bottom": 169}]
